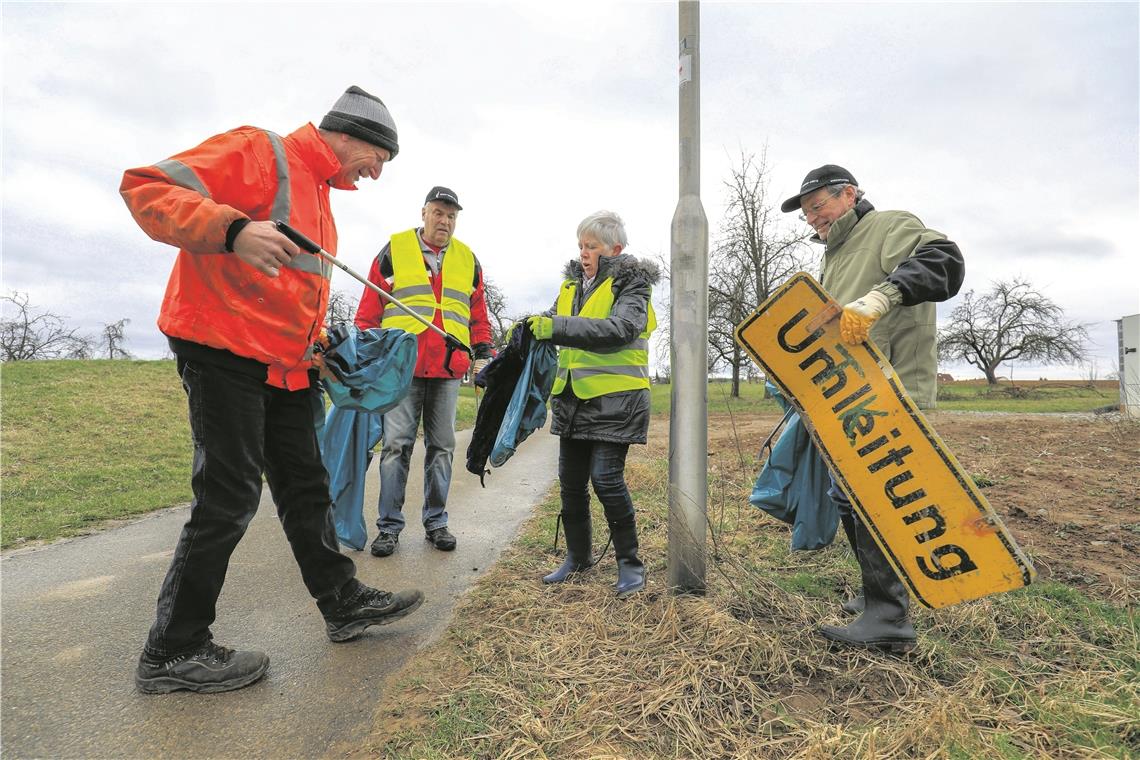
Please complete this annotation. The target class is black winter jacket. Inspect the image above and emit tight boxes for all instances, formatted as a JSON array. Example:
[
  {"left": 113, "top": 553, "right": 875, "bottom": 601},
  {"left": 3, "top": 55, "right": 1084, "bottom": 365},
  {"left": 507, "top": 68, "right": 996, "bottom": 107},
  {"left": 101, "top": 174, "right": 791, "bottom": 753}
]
[{"left": 545, "top": 253, "right": 660, "bottom": 444}]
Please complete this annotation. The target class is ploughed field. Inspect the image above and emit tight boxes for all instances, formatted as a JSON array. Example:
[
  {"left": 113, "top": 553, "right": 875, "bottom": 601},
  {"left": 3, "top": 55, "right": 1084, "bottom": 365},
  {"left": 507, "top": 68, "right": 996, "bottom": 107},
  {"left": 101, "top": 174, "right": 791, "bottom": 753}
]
[{"left": 707, "top": 408, "right": 1138, "bottom": 602}]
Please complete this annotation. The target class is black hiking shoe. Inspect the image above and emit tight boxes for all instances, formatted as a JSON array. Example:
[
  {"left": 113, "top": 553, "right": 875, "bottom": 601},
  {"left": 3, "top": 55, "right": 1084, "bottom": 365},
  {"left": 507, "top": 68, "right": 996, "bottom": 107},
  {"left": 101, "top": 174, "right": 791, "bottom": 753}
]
[
  {"left": 324, "top": 584, "right": 424, "bottom": 642},
  {"left": 370, "top": 532, "right": 399, "bottom": 557},
  {"left": 135, "top": 641, "right": 269, "bottom": 694},
  {"left": 425, "top": 526, "right": 457, "bottom": 551}
]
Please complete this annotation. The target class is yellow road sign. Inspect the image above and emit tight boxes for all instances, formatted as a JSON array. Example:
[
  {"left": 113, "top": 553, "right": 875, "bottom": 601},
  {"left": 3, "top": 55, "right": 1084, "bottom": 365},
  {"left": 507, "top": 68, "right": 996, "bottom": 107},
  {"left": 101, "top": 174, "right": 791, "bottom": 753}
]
[{"left": 735, "top": 273, "right": 1035, "bottom": 609}]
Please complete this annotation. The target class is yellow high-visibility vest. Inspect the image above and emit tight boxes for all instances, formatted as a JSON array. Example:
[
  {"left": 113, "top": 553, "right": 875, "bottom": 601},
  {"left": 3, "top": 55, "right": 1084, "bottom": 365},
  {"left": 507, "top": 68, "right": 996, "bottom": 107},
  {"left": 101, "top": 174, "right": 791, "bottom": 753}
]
[
  {"left": 381, "top": 229, "right": 475, "bottom": 347},
  {"left": 550, "top": 277, "right": 656, "bottom": 399}
]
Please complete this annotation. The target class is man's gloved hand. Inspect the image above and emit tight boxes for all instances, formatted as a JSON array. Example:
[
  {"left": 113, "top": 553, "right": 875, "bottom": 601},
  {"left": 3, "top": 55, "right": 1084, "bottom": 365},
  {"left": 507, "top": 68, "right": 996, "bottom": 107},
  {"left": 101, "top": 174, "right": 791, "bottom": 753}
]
[
  {"left": 839, "top": 289, "right": 892, "bottom": 345},
  {"left": 471, "top": 358, "right": 489, "bottom": 376},
  {"left": 527, "top": 315, "right": 553, "bottom": 340}
]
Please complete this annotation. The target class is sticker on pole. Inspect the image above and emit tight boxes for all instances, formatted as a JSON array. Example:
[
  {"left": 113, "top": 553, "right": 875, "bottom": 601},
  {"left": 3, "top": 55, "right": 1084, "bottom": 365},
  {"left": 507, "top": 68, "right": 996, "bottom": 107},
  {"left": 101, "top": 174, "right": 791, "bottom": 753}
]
[{"left": 735, "top": 273, "right": 1035, "bottom": 609}]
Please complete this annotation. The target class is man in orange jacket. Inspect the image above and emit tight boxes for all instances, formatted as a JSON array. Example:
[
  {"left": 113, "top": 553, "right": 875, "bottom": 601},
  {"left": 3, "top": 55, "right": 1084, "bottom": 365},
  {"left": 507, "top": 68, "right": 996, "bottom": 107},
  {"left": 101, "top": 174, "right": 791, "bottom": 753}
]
[{"left": 120, "top": 86, "right": 424, "bottom": 695}]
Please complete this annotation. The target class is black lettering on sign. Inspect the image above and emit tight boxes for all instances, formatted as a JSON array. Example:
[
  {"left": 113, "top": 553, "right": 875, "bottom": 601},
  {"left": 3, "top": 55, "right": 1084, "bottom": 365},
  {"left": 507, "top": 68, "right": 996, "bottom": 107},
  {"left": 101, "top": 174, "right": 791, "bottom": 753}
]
[
  {"left": 777, "top": 309, "right": 823, "bottom": 354},
  {"left": 838, "top": 395, "right": 888, "bottom": 443},
  {"left": 917, "top": 544, "right": 978, "bottom": 580},
  {"left": 884, "top": 471, "right": 926, "bottom": 509},
  {"left": 868, "top": 445, "right": 914, "bottom": 473},
  {"left": 904, "top": 504, "right": 947, "bottom": 544},
  {"left": 798, "top": 343, "right": 865, "bottom": 399}
]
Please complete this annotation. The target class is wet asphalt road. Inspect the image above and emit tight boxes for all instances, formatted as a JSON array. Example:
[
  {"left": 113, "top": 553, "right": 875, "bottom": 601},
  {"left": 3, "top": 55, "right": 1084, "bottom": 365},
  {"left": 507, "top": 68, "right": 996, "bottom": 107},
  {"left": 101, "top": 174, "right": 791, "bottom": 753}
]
[{"left": 1, "top": 427, "right": 560, "bottom": 759}]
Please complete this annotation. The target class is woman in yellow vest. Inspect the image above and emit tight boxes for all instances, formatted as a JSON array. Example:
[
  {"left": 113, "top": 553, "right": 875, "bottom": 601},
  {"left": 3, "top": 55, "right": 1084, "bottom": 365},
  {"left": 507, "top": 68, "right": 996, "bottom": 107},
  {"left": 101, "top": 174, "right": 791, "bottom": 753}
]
[{"left": 527, "top": 211, "right": 659, "bottom": 598}]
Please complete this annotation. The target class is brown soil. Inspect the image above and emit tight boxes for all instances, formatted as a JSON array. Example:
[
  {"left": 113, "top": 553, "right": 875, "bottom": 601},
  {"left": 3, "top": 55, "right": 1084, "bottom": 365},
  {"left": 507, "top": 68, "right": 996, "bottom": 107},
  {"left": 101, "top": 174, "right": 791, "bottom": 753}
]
[{"left": 700, "top": 411, "right": 1140, "bottom": 602}]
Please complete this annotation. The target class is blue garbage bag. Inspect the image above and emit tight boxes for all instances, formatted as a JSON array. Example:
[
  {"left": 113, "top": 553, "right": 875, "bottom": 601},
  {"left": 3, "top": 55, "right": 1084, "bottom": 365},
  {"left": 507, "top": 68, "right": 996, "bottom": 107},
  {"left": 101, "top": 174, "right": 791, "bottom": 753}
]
[
  {"left": 750, "top": 383, "right": 838, "bottom": 550},
  {"left": 321, "top": 323, "right": 416, "bottom": 414},
  {"left": 318, "top": 405, "right": 382, "bottom": 551},
  {"left": 489, "top": 339, "right": 558, "bottom": 467}
]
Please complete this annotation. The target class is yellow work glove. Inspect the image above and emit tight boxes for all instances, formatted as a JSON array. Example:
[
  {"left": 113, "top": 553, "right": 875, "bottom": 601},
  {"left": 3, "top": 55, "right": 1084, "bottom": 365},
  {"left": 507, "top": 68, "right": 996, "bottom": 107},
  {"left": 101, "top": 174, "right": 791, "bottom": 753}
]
[
  {"left": 839, "top": 289, "right": 892, "bottom": 345},
  {"left": 528, "top": 315, "right": 553, "bottom": 340},
  {"left": 471, "top": 358, "right": 489, "bottom": 376}
]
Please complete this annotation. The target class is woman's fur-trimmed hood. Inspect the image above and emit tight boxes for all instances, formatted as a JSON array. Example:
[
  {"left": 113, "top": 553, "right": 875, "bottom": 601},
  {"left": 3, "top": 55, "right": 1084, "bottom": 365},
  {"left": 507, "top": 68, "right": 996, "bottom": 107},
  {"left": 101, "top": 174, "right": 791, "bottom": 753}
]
[{"left": 561, "top": 254, "right": 661, "bottom": 287}]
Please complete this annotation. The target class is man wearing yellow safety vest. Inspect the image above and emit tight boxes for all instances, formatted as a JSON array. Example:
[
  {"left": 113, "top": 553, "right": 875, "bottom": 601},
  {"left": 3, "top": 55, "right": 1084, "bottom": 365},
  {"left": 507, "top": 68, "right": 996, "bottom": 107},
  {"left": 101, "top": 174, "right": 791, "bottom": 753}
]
[
  {"left": 528, "top": 211, "right": 660, "bottom": 599},
  {"left": 355, "top": 186, "right": 493, "bottom": 557}
]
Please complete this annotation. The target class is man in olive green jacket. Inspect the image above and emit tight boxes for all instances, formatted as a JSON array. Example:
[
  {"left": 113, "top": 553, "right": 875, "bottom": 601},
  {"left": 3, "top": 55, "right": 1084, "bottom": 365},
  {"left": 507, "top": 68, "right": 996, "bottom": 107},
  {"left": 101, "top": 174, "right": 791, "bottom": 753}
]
[{"left": 781, "top": 164, "right": 964, "bottom": 652}]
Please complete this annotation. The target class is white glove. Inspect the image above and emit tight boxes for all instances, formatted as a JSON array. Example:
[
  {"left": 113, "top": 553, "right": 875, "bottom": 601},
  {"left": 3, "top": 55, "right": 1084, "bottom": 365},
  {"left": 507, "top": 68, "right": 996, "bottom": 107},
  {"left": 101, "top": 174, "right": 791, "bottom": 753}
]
[
  {"left": 471, "top": 358, "right": 489, "bottom": 376},
  {"left": 840, "top": 289, "right": 892, "bottom": 345}
]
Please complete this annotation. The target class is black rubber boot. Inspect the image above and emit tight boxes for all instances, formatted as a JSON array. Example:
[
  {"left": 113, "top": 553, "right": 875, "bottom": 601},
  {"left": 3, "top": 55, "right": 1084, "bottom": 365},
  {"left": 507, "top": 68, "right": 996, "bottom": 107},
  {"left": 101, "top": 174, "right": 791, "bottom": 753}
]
[
  {"left": 543, "top": 515, "right": 593, "bottom": 584},
  {"left": 609, "top": 517, "right": 645, "bottom": 599},
  {"left": 821, "top": 519, "right": 916, "bottom": 653},
  {"left": 839, "top": 510, "right": 865, "bottom": 616}
]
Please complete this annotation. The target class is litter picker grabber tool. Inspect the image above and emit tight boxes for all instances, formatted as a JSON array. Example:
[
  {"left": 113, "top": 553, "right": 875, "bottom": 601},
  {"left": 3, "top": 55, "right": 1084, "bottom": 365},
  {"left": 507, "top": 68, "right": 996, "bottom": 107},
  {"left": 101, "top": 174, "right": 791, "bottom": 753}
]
[{"left": 274, "top": 220, "right": 470, "bottom": 376}]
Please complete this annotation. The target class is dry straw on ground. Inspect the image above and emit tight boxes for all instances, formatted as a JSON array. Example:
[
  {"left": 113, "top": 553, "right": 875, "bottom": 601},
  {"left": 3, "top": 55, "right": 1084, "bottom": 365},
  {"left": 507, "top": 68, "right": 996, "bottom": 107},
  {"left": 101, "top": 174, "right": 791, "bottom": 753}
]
[{"left": 362, "top": 428, "right": 1138, "bottom": 760}]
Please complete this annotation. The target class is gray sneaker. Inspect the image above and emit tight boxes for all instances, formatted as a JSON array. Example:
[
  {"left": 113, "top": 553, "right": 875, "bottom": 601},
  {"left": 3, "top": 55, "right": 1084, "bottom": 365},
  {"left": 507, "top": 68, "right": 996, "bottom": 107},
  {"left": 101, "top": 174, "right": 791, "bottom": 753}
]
[
  {"left": 370, "top": 532, "right": 398, "bottom": 557},
  {"left": 135, "top": 641, "right": 269, "bottom": 694}
]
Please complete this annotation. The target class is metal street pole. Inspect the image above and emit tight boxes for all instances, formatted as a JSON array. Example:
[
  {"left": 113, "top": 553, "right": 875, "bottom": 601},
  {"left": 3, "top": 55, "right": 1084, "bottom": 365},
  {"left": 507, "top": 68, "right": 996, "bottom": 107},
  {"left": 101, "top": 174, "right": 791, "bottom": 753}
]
[{"left": 668, "top": 0, "right": 708, "bottom": 594}]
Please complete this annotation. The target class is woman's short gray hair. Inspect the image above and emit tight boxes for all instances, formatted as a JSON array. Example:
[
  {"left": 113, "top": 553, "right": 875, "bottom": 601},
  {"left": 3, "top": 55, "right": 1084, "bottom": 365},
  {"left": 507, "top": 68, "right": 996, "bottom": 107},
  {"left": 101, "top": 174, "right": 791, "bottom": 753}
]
[{"left": 577, "top": 210, "right": 628, "bottom": 249}]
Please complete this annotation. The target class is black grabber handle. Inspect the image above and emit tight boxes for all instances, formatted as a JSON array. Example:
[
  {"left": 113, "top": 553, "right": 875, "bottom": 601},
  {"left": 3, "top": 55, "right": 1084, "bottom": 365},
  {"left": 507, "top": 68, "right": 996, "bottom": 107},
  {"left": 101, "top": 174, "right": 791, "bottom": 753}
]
[{"left": 274, "top": 220, "right": 471, "bottom": 377}]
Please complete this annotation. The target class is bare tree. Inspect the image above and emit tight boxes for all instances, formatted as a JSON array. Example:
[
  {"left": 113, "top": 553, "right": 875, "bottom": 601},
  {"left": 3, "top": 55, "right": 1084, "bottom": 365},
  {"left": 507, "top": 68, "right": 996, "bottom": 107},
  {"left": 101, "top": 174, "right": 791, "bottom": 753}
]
[
  {"left": 326, "top": 288, "right": 359, "bottom": 327},
  {"left": 938, "top": 278, "right": 1089, "bottom": 384},
  {"left": 709, "top": 148, "right": 811, "bottom": 396},
  {"left": 1, "top": 291, "right": 94, "bottom": 361},
  {"left": 482, "top": 276, "right": 511, "bottom": 347},
  {"left": 102, "top": 318, "right": 133, "bottom": 359}
]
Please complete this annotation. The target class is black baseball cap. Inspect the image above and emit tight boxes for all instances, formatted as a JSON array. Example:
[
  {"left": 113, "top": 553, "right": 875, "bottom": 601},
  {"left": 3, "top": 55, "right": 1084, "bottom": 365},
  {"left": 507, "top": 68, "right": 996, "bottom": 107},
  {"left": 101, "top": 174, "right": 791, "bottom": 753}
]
[
  {"left": 424, "top": 185, "right": 462, "bottom": 210},
  {"left": 780, "top": 165, "right": 858, "bottom": 213}
]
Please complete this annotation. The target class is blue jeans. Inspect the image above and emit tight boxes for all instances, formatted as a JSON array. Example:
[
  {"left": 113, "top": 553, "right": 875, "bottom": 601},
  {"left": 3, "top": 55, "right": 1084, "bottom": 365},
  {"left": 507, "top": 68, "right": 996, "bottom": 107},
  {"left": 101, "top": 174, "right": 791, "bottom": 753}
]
[
  {"left": 558, "top": 438, "right": 635, "bottom": 525},
  {"left": 145, "top": 359, "right": 356, "bottom": 660},
  {"left": 377, "top": 377, "right": 459, "bottom": 534}
]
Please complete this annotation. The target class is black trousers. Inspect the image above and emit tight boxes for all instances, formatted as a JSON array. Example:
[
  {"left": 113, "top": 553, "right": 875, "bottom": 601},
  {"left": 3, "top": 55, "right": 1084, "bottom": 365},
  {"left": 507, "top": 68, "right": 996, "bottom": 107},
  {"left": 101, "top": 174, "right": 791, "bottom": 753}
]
[
  {"left": 557, "top": 438, "right": 635, "bottom": 524},
  {"left": 144, "top": 359, "right": 355, "bottom": 659}
]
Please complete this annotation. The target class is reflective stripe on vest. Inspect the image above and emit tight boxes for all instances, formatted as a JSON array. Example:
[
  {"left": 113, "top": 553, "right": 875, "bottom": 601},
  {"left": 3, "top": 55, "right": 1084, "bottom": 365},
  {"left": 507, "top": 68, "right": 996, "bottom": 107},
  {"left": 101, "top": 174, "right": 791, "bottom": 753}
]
[
  {"left": 550, "top": 277, "right": 656, "bottom": 399},
  {"left": 381, "top": 229, "right": 476, "bottom": 346},
  {"left": 156, "top": 132, "right": 328, "bottom": 281}
]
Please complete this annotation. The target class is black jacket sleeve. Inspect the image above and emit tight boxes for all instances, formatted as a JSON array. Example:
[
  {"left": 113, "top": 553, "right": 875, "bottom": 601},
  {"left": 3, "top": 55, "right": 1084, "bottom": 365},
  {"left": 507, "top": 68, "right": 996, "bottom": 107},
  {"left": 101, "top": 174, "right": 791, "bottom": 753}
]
[{"left": 885, "top": 239, "right": 964, "bottom": 306}]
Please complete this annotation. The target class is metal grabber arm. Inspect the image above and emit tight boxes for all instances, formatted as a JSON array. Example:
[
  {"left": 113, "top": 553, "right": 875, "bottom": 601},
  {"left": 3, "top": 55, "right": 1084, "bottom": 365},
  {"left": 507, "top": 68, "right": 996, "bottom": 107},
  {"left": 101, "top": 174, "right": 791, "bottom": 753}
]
[{"left": 274, "top": 220, "right": 470, "bottom": 377}]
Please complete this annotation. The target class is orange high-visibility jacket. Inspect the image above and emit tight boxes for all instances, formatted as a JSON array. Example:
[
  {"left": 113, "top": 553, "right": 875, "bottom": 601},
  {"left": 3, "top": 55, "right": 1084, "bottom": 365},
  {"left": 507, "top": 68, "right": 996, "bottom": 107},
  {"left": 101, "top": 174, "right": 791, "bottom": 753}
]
[{"left": 120, "top": 123, "right": 339, "bottom": 389}]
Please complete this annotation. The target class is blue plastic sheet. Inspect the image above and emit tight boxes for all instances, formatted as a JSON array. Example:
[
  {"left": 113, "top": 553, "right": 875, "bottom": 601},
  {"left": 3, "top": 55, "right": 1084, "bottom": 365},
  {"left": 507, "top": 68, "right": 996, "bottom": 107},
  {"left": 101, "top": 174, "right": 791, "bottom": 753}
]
[
  {"left": 316, "top": 324, "right": 414, "bottom": 549},
  {"left": 489, "top": 340, "right": 558, "bottom": 467},
  {"left": 749, "top": 383, "right": 838, "bottom": 550},
  {"left": 318, "top": 407, "right": 382, "bottom": 550},
  {"left": 321, "top": 324, "right": 416, "bottom": 413}
]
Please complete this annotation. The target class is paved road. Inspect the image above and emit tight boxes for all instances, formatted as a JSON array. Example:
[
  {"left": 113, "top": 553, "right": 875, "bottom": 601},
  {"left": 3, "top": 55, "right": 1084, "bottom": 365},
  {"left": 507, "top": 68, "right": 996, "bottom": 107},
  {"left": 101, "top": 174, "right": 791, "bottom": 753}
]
[{"left": 1, "top": 427, "right": 560, "bottom": 759}]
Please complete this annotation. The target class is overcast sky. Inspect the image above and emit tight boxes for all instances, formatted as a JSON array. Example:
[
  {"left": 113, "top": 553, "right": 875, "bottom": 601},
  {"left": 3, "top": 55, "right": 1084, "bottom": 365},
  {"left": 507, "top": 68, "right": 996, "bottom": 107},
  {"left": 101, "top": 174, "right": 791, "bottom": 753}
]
[{"left": 3, "top": 2, "right": 1137, "bottom": 380}]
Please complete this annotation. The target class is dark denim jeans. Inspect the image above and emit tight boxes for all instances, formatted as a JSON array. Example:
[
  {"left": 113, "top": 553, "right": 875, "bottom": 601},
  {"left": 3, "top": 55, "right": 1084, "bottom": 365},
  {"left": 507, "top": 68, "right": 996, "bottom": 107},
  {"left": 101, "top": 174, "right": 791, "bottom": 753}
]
[
  {"left": 376, "top": 377, "right": 459, "bottom": 534},
  {"left": 144, "top": 359, "right": 356, "bottom": 660},
  {"left": 557, "top": 438, "right": 635, "bottom": 524}
]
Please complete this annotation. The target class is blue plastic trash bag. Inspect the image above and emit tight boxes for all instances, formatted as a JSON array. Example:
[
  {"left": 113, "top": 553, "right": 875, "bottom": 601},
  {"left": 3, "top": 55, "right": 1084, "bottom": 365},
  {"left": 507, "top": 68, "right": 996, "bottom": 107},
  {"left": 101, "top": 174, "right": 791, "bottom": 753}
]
[
  {"left": 321, "top": 324, "right": 416, "bottom": 414},
  {"left": 318, "top": 405, "right": 382, "bottom": 551},
  {"left": 489, "top": 339, "right": 558, "bottom": 468},
  {"left": 750, "top": 383, "right": 838, "bottom": 550}
]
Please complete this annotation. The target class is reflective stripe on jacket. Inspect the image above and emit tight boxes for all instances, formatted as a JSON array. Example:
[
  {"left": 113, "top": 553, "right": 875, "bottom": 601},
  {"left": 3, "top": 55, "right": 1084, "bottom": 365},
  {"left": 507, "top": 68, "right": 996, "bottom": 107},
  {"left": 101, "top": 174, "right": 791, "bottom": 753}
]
[
  {"left": 120, "top": 123, "right": 338, "bottom": 390},
  {"left": 550, "top": 277, "right": 656, "bottom": 399},
  {"left": 381, "top": 229, "right": 475, "bottom": 348}
]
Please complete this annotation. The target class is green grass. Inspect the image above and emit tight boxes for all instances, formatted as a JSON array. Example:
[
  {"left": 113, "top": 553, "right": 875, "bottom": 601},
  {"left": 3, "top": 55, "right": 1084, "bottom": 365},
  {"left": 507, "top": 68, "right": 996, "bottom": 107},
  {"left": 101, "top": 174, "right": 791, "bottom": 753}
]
[
  {"left": 1, "top": 360, "right": 192, "bottom": 549},
  {"left": 1, "top": 360, "right": 481, "bottom": 548},
  {"left": 651, "top": 378, "right": 1120, "bottom": 415}
]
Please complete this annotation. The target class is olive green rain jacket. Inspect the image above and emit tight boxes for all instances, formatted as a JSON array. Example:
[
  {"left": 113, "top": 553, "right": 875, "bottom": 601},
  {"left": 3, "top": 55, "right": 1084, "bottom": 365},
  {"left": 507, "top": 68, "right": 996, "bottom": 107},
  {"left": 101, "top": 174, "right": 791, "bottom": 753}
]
[{"left": 818, "top": 199, "right": 964, "bottom": 408}]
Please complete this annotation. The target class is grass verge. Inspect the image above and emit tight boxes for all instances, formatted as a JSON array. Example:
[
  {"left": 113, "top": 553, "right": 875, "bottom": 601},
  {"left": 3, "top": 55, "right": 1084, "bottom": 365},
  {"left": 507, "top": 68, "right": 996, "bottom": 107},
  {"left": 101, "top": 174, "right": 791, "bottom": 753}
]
[
  {"left": 1, "top": 360, "right": 479, "bottom": 548},
  {"left": 362, "top": 435, "right": 1138, "bottom": 759}
]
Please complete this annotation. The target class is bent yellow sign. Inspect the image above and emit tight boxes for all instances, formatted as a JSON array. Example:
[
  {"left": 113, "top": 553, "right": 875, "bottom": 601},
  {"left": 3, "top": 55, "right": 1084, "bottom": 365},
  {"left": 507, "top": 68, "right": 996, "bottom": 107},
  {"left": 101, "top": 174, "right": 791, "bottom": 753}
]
[{"left": 735, "top": 273, "right": 1035, "bottom": 609}]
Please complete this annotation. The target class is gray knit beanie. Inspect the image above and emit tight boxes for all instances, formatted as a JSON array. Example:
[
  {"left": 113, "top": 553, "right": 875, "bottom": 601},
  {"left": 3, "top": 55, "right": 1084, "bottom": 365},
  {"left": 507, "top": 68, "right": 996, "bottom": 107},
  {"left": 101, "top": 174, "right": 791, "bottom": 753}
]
[{"left": 320, "top": 86, "right": 399, "bottom": 159}]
